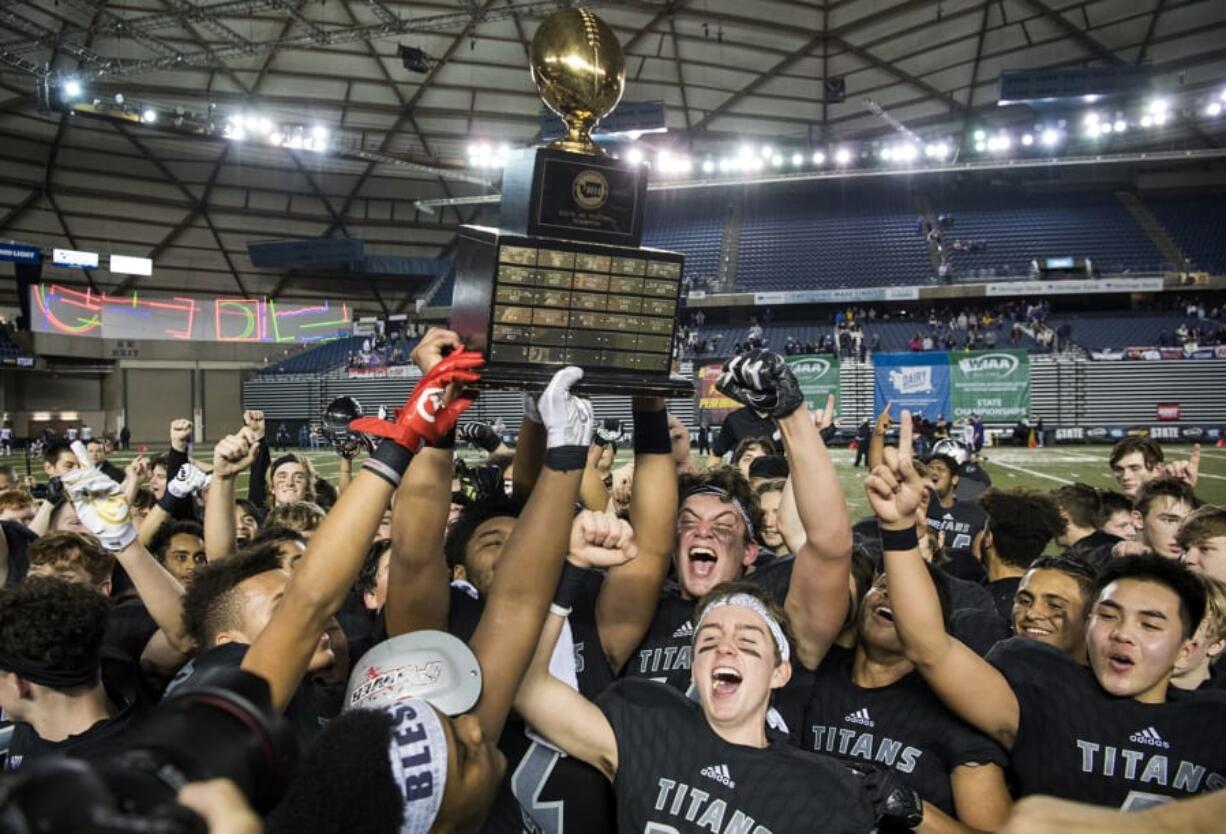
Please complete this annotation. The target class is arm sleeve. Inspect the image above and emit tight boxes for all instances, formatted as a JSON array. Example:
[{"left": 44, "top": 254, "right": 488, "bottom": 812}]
[
  {"left": 712, "top": 421, "right": 735, "bottom": 457},
  {"left": 247, "top": 439, "right": 270, "bottom": 506}
]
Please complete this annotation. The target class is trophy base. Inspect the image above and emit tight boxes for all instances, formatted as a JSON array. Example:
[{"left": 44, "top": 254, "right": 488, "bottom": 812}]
[{"left": 476, "top": 365, "right": 694, "bottom": 399}]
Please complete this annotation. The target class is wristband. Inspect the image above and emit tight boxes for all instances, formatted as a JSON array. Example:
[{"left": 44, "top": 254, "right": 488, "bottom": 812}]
[
  {"left": 544, "top": 446, "right": 587, "bottom": 472},
  {"left": 554, "top": 561, "right": 592, "bottom": 610},
  {"left": 362, "top": 440, "right": 414, "bottom": 488},
  {"left": 880, "top": 525, "right": 920, "bottom": 551},
  {"left": 156, "top": 489, "right": 187, "bottom": 514},
  {"left": 435, "top": 426, "right": 457, "bottom": 451},
  {"left": 549, "top": 603, "right": 573, "bottom": 619},
  {"left": 632, "top": 408, "right": 672, "bottom": 455}
]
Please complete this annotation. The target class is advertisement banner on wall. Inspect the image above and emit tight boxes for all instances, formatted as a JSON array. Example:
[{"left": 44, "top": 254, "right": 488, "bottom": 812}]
[
  {"left": 950, "top": 350, "right": 1030, "bottom": 421},
  {"left": 694, "top": 363, "right": 743, "bottom": 422},
  {"left": 873, "top": 353, "right": 951, "bottom": 419},
  {"left": 785, "top": 354, "right": 841, "bottom": 415},
  {"left": 1157, "top": 403, "right": 1182, "bottom": 421}
]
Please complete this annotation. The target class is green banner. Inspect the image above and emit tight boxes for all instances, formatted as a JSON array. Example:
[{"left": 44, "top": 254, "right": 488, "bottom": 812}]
[
  {"left": 950, "top": 350, "right": 1030, "bottom": 421},
  {"left": 785, "top": 354, "right": 841, "bottom": 416}
]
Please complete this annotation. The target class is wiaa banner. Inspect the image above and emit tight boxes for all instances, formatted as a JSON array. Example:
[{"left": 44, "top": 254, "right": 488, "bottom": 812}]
[
  {"left": 785, "top": 354, "right": 841, "bottom": 415},
  {"left": 873, "top": 351, "right": 1030, "bottom": 421},
  {"left": 873, "top": 353, "right": 952, "bottom": 420},
  {"left": 950, "top": 350, "right": 1030, "bottom": 421}
]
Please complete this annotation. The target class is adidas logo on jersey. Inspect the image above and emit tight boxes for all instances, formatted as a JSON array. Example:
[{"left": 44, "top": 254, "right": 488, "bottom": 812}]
[
  {"left": 672, "top": 621, "right": 695, "bottom": 639},
  {"left": 700, "top": 763, "right": 735, "bottom": 788},
  {"left": 1129, "top": 727, "right": 1170, "bottom": 749},
  {"left": 844, "top": 708, "right": 874, "bottom": 727}
]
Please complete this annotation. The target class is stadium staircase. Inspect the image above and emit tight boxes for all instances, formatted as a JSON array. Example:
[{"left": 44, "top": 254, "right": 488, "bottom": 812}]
[
  {"left": 912, "top": 193, "right": 945, "bottom": 277},
  {"left": 1114, "top": 191, "right": 1187, "bottom": 271}
]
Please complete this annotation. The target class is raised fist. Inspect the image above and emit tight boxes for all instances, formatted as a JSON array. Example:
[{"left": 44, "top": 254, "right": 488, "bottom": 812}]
[
  {"left": 594, "top": 418, "right": 623, "bottom": 447},
  {"left": 568, "top": 510, "right": 638, "bottom": 569},
  {"left": 169, "top": 419, "right": 193, "bottom": 452},
  {"left": 457, "top": 422, "right": 502, "bottom": 453},
  {"left": 716, "top": 350, "right": 803, "bottom": 418},
  {"left": 213, "top": 429, "right": 259, "bottom": 480},
  {"left": 350, "top": 350, "right": 484, "bottom": 452},
  {"left": 242, "top": 410, "right": 265, "bottom": 441}
]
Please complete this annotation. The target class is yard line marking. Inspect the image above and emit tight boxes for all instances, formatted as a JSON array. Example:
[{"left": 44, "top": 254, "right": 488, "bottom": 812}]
[{"left": 989, "top": 460, "right": 1074, "bottom": 485}]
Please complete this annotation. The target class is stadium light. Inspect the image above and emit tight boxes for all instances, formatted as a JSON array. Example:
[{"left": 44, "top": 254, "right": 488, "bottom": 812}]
[
  {"left": 880, "top": 146, "right": 894, "bottom": 161},
  {"left": 987, "top": 134, "right": 1011, "bottom": 153},
  {"left": 770, "top": 153, "right": 784, "bottom": 167},
  {"left": 811, "top": 150, "right": 825, "bottom": 165},
  {"left": 1207, "top": 102, "right": 1223, "bottom": 118},
  {"left": 834, "top": 147, "right": 851, "bottom": 165},
  {"left": 1098, "top": 122, "right": 1113, "bottom": 135},
  {"left": 1040, "top": 128, "right": 1060, "bottom": 147},
  {"left": 972, "top": 129, "right": 986, "bottom": 142},
  {"left": 63, "top": 79, "right": 82, "bottom": 100},
  {"left": 702, "top": 158, "right": 715, "bottom": 173},
  {"left": 1113, "top": 119, "right": 1126, "bottom": 133},
  {"left": 760, "top": 145, "right": 773, "bottom": 159},
  {"left": 1083, "top": 111, "right": 1099, "bottom": 126},
  {"left": 626, "top": 146, "right": 644, "bottom": 166},
  {"left": 895, "top": 143, "right": 918, "bottom": 163},
  {"left": 974, "top": 141, "right": 986, "bottom": 152},
  {"left": 1021, "top": 133, "right": 1034, "bottom": 146},
  {"left": 141, "top": 108, "right": 157, "bottom": 124},
  {"left": 791, "top": 152, "right": 803, "bottom": 167}
]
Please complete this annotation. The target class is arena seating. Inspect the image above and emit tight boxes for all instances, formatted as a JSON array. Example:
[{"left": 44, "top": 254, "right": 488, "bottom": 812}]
[
  {"left": 259, "top": 336, "right": 366, "bottom": 375},
  {"left": 641, "top": 191, "right": 726, "bottom": 285},
  {"left": 0, "top": 327, "right": 20, "bottom": 359},
  {"left": 1145, "top": 193, "right": 1226, "bottom": 273},
  {"left": 932, "top": 190, "right": 1167, "bottom": 278},
  {"left": 735, "top": 186, "right": 932, "bottom": 291},
  {"left": 686, "top": 312, "right": 1223, "bottom": 359}
]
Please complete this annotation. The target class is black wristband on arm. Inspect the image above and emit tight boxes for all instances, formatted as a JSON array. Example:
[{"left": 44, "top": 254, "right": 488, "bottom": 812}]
[
  {"left": 544, "top": 445, "right": 587, "bottom": 472},
  {"left": 362, "top": 440, "right": 414, "bottom": 488},
  {"left": 156, "top": 488, "right": 188, "bottom": 515},
  {"left": 553, "top": 561, "right": 593, "bottom": 615},
  {"left": 880, "top": 525, "right": 920, "bottom": 551},
  {"left": 435, "top": 427, "right": 457, "bottom": 451},
  {"left": 632, "top": 408, "right": 672, "bottom": 455}
]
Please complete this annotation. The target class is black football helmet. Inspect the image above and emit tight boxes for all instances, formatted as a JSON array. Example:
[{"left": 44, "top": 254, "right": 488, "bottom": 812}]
[{"left": 322, "top": 396, "right": 374, "bottom": 458}]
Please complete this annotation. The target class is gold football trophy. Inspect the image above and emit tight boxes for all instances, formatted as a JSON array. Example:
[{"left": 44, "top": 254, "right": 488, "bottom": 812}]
[
  {"left": 449, "top": 8, "right": 691, "bottom": 396},
  {"left": 529, "top": 8, "right": 625, "bottom": 155}
]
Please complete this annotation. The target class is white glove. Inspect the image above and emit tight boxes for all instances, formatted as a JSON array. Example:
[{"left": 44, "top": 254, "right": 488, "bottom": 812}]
[
  {"left": 538, "top": 366, "right": 593, "bottom": 449},
  {"left": 62, "top": 442, "right": 137, "bottom": 551},
  {"left": 168, "top": 462, "right": 211, "bottom": 498},
  {"left": 522, "top": 392, "right": 543, "bottom": 425}
]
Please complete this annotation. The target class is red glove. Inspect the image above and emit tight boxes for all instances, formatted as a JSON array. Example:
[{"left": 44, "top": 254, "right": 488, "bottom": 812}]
[{"left": 351, "top": 350, "right": 484, "bottom": 452}]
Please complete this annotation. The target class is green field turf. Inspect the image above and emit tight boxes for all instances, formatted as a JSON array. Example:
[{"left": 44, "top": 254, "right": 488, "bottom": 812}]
[{"left": 5, "top": 443, "right": 1223, "bottom": 520}]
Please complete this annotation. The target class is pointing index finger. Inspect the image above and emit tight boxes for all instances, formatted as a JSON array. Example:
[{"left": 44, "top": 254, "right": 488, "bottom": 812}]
[{"left": 899, "top": 410, "right": 913, "bottom": 463}]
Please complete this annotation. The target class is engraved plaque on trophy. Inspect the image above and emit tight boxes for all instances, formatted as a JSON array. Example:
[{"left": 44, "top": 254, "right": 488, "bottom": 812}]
[{"left": 449, "top": 8, "right": 692, "bottom": 397}]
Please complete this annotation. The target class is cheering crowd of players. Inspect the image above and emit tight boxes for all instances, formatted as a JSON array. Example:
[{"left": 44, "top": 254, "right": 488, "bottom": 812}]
[{"left": 0, "top": 326, "right": 1224, "bottom": 833}]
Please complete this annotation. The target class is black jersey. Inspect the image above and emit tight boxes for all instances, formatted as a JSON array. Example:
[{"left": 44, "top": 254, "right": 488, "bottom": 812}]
[
  {"left": 166, "top": 642, "right": 341, "bottom": 745},
  {"left": 597, "top": 678, "right": 877, "bottom": 834},
  {"left": 987, "top": 637, "right": 1226, "bottom": 809},
  {"left": 926, "top": 500, "right": 987, "bottom": 581},
  {"left": 795, "top": 647, "right": 1006, "bottom": 817},
  {"left": 485, "top": 570, "right": 618, "bottom": 834},
  {"left": 712, "top": 408, "right": 779, "bottom": 458},
  {"left": 624, "top": 588, "right": 697, "bottom": 692},
  {"left": 987, "top": 577, "right": 1022, "bottom": 623}
]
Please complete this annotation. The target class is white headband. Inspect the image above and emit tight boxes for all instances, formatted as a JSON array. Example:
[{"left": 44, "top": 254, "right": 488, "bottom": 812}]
[
  {"left": 695, "top": 592, "right": 791, "bottom": 663},
  {"left": 386, "top": 699, "right": 449, "bottom": 834}
]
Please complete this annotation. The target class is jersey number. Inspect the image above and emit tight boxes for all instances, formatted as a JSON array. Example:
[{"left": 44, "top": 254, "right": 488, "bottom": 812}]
[{"left": 511, "top": 741, "right": 563, "bottom": 834}]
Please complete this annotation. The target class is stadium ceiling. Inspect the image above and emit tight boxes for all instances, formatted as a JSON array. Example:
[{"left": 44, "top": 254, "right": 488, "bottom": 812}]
[{"left": 1, "top": 0, "right": 1225, "bottom": 312}]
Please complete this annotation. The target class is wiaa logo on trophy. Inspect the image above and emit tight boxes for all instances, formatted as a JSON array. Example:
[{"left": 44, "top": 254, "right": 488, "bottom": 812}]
[{"left": 572, "top": 170, "right": 609, "bottom": 210}]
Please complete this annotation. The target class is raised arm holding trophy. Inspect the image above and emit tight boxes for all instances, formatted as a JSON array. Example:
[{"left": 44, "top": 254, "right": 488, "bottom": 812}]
[{"left": 450, "top": 8, "right": 692, "bottom": 396}]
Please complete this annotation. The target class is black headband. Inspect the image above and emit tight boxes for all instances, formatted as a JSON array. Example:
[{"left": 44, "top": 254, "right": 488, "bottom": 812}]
[{"left": 0, "top": 651, "right": 100, "bottom": 689}]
